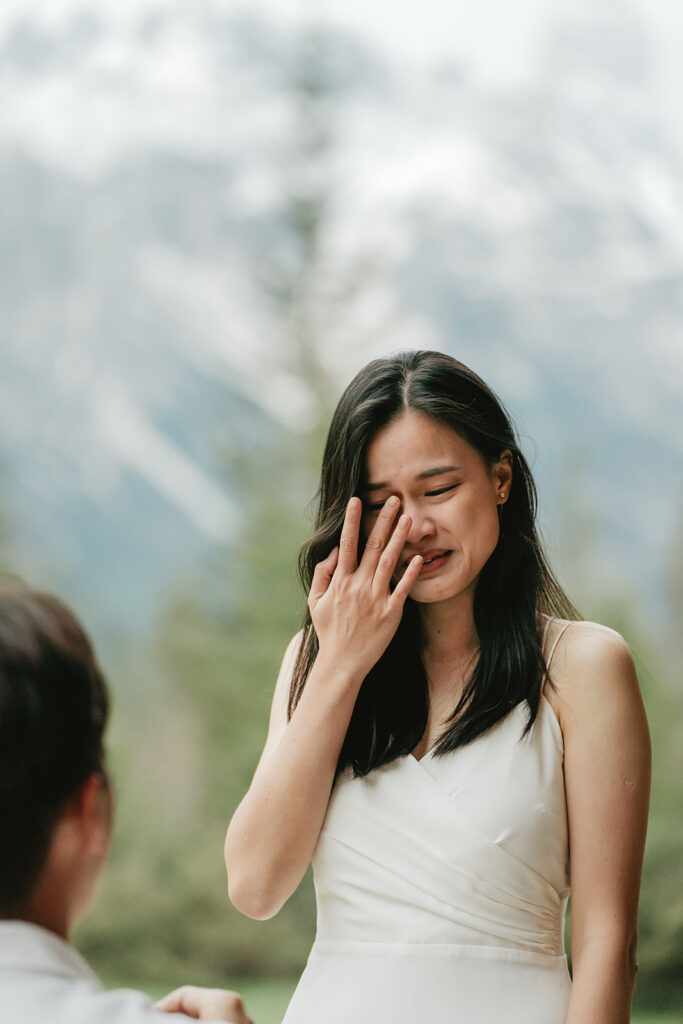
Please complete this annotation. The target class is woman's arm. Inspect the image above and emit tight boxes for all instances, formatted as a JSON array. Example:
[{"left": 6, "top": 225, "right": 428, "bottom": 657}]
[
  {"left": 224, "top": 497, "right": 423, "bottom": 920},
  {"left": 224, "top": 630, "right": 365, "bottom": 920},
  {"left": 551, "top": 622, "right": 651, "bottom": 1024}
]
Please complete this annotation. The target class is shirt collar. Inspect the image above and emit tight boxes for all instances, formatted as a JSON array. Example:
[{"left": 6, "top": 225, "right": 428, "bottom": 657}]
[{"left": 0, "top": 920, "right": 100, "bottom": 985}]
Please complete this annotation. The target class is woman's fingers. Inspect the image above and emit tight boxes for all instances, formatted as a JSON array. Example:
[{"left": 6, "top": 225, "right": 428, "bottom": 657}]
[
  {"left": 337, "top": 497, "right": 362, "bottom": 575},
  {"left": 308, "top": 546, "right": 339, "bottom": 606},
  {"left": 358, "top": 495, "right": 400, "bottom": 577},
  {"left": 390, "top": 553, "right": 424, "bottom": 606},
  {"left": 371, "top": 511, "right": 412, "bottom": 592}
]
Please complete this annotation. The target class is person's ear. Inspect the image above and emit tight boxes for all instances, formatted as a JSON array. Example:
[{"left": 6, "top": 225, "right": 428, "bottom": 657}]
[
  {"left": 493, "top": 449, "right": 513, "bottom": 504},
  {"left": 64, "top": 773, "right": 113, "bottom": 857}
]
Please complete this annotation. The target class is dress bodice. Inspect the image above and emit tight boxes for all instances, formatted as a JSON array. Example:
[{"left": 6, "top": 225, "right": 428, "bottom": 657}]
[
  {"left": 282, "top": 619, "right": 573, "bottom": 1024},
  {"left": 312, "top": 693, "right": 569, "bottom": 959}
]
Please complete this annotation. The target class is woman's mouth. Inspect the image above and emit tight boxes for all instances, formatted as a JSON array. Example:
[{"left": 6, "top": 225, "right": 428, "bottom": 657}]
[{"left": 412, "top": 550, "right": 452, "bottom": 576}]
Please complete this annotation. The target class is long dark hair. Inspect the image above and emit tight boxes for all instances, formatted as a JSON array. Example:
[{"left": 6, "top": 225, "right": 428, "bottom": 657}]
[{"left": 289, "top": 351, "right": 579, "bottom": 776}]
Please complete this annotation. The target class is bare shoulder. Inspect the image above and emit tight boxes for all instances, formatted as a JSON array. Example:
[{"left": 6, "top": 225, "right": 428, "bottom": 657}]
[
  {"left": 267, "top": 629, "right": 305, "bottom": 729},
  {"left": 548, "top": 618, "right": 634, "bottom": 675},
  {"left": 542, "top": 618, "right": 644, "bottom": 736}
]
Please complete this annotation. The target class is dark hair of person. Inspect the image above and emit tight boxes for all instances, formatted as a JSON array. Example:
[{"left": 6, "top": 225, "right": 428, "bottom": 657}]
[
  {"left": 288, "top": 350, "right": 580, "bottom": 777},
  {"left": 0, "top": 584, "right": 109, "bottom": 914}
]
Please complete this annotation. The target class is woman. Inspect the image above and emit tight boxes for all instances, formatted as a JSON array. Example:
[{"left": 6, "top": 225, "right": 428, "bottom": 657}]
[{"left": 224, "top": 351, "right": 651, "bottom": 1024}]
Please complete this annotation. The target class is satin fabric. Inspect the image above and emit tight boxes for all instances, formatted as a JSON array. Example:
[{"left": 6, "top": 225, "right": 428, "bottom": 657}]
[{"left": 283, "top": 625, "right": 572, "bottom": 1023}]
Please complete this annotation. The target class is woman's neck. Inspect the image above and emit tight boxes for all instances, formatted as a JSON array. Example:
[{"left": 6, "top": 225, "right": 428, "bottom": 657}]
[{"left": 419, "top": 590, "right": 479, "bottom": 673}]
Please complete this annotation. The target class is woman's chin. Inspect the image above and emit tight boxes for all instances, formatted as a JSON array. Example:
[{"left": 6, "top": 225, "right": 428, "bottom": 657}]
[{"left": 409, "top": 573, "right": 477, "bottom": 606}]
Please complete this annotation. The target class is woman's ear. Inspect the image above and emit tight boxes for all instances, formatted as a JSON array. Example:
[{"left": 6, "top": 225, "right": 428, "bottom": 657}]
[{"left": 493, "top": 449, "right": 513, "bottom": 502}]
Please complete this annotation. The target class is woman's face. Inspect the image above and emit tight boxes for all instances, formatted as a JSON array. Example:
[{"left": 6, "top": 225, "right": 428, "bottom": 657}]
[{"left": 361, "top": 410, "right": 512, "bottom": 606}]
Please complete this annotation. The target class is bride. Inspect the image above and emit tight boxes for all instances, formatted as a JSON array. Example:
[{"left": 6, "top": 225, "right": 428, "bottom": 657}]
[{"left": 224, "top": 350, "right": 650, "bottom": 1024}]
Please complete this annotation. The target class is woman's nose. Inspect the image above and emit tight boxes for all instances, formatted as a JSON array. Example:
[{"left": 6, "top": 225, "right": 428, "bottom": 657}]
[{"left": 402, "top": 505, "right": 436, "bottom": 545}]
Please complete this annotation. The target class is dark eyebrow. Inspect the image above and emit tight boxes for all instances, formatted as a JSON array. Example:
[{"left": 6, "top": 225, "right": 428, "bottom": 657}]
[{"left": 363, "top": 465, "right": 462, "bottom": 492}]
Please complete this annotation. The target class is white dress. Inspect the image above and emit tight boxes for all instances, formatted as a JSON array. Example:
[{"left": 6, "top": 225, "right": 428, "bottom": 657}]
[{"left": 282, "top": 620, "right": 572, "bottom": 1024}]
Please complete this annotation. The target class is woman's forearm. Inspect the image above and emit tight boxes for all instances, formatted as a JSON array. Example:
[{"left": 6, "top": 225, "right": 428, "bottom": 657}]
[
  {"left": 224, "top": 654, "right": 363, "bottom": 920},
  {"left": 226, "top": 500, "right": 422, "bottom": 921},
  {"left": 565, "top": 934, "right": 638, "bottom": 1024}
]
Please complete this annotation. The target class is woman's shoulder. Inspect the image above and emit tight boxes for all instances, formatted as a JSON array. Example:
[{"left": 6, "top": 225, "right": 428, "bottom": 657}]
[
  {"left": 542, "top": 615, "right": 631, "bottom": 660},
  {"left": 541, "top": 616, "right": 638, "bottom": 733},
  {"left": 543, "top": 616, "right": 632, "bottom": 665}
]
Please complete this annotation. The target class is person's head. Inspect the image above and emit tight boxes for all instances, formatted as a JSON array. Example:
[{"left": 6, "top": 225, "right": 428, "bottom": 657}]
[
  {"left": 0, "top": 584, "right": 111, "bottom": 933},
  {"left": 291, "top": 350, "right": 578, "bottom": 775},
  {"left": 316, "top": 351, "right": 525, "bottom": 608},
  {"left": 362, "top": 407, "right": 511, "bottom": 608}
]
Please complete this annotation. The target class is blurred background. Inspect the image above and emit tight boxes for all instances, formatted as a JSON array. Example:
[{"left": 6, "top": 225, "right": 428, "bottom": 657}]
[{"left": 0, "top": 0, "right": 682, "bottom": 1018}]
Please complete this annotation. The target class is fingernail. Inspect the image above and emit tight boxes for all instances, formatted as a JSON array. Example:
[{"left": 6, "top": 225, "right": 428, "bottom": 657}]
[
  {"left": 400, "top": 514, "right": 410, "bottom": 525},
  {"left": 387, "top": 495, "right": 399, "bottom": 507}
]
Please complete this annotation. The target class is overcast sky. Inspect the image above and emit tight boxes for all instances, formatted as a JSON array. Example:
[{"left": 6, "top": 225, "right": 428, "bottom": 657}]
[
  {"left": 256, "top": 0, "right": 683, "bottom": 144},
  {"left": 2, "top": 0, "right": 682, "bottom": 168},
  {"left": 3, "top": 0, "right": 683, "bottom": 140}
]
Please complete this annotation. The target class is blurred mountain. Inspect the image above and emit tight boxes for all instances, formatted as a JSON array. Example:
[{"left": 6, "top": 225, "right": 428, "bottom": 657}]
[{"left": 0, "top": 1, "right": 681, "bottom": 635}]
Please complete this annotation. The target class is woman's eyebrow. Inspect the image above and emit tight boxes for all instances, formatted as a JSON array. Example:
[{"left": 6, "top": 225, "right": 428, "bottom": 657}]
[
  {"left": 364, "top": 465, "right": 462, "bottom": 491},
  {"left": 417, "top": 464, "right": 461, "bottom": 480}
]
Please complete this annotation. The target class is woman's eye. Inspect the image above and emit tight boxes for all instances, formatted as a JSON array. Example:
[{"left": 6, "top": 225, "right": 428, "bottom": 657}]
[
  {"left": 425, "top": 484, "right": 458, "bottom": 497},
  {"left": 365, "top": 484, "right": 458, "bottom": 510}
]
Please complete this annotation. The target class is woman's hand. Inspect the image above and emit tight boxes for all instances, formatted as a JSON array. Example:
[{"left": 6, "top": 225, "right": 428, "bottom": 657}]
[
  {"left": 308, "top": 496, "right": 423, "bottom": 678},
  {"left": 155, "top": 985, "right": 252, "bottom": 1023},
  {"left": 225, "top": 498, "right": 422, "bottom": 921}
]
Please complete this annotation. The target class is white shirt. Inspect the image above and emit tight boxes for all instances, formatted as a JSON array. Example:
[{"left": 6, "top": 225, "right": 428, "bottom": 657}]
[{"left": 0, "top": 921, "right": 230, "bottom": 1024}]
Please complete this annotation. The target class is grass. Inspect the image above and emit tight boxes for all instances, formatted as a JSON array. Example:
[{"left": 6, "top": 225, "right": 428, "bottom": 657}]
[
  {"left": 109, "top": 976, "right": 680, "bottom": 1024},
  {"left": 631, "top": 1018, "right": 682, "bottom": 1024},
  {"left": 215, "top": 978, "right": 296, "bottom": 1022}
]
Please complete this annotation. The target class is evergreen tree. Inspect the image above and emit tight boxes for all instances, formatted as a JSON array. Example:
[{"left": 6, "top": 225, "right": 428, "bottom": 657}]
[{"left": 81, "top": 27, "right": 366, "bottom": 983}]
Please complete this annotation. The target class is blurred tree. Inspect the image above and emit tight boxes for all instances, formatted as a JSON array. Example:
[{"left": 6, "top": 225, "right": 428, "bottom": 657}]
[
  {"left": 630, "top": 489, "right": 683, "bottom": 1009},
  {"left": 79, "top": 27, "right": 367, "bottom": 986},
  {"left": 665, "top": 486, "right": 683, "bottom": 651},
  {"left": 557, "top": 533, "right": 683, "bottom": 1010}
]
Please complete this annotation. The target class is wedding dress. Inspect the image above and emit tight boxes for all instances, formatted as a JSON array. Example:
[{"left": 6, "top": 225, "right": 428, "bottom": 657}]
[{"left": 282, "top": 619, "right": 572, "bottom": 1023}]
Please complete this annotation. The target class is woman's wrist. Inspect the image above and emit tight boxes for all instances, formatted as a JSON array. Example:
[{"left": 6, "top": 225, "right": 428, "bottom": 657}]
[{"left": 309, "top": 649, "right": 367, "bottom": 696}]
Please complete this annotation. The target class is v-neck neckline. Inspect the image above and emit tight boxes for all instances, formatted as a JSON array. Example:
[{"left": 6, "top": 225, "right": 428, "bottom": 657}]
[
  {"left": 409, "top": 748, "right": 434, "bottom": 765},
  {"left": 407, "top": 693, "right": 560, "bottom": 770},
  {"left": 408, "top": 616, "right": 558, "bottom": 766}
]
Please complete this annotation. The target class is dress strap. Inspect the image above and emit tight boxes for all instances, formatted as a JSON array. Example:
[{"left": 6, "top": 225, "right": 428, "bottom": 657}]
[
  {"left": 540, "top": 615, "right": 553, "bottom": 651},
  {"left": 544, "top": 620, "right": 573, "bottom": 675}
]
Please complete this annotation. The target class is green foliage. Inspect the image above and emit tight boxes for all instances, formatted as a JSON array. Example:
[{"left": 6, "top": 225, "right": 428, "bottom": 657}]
[
  {"left": 563, "top": 587, "right": 683, "bottom": 1010},
  {"left": 78, "top": 436, "right": 320, "bottom": 982},
  {"left": 79, "top": 29, "right": 346, "bottom": 988},
  {"left": 79, "top": 30, "right": 341, "bottom": 985}
]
